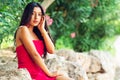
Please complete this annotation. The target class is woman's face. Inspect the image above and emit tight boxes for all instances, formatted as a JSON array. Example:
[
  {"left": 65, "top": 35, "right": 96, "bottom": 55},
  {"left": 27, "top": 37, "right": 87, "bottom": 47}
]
[{"left": 29, "top": 7, "right": 42, "bottom": 27}]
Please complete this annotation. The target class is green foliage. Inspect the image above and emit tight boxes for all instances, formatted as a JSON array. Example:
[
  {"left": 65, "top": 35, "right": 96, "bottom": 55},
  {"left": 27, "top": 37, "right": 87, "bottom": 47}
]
[
  {"left": 0, "top": 0, "right": 120, "bottom": 53},
  {"left": 0, "top": 0, "right": 23, "bottom": 48},
  {"left": 73, "top": 0, "right": 118, "bottom": 52},
  {"left": 47, "top": 0, "right": 91, "bottom": 41},
  {"left": 55, "top": 36, "right": 73, "bottom": 50},
  {"left": 47, "top": 0, "right": 120, "bottom": 52},
  {"left": 0, "top": 0, "right": 39, "bottom": 48}
]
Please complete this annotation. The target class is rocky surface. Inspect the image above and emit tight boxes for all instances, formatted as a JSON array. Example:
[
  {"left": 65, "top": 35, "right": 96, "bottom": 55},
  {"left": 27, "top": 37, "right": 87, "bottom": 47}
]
[{"left": 0, "top": 49, "right": 119, "bottom": 80}]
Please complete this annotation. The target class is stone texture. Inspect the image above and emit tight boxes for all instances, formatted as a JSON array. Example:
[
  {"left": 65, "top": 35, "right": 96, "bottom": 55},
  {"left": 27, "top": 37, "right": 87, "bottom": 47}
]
[{"left": 0, "top": 49, "right": 118, "bottom": 80}]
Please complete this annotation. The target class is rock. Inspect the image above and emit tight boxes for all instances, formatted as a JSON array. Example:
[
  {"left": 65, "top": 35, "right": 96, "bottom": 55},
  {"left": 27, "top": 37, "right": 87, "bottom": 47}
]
[
  {"left": 88, "top": 50, "right": 116, "bottom": 80},
  {"left": 88, "top": 55, "right": 101, "bottom": 73},
  {"left": 56, "top": 49, "right": 91, "bottom": 72},
  {"left": 0, "top": 68, "right": 32, "bottom": 80},
  {"left": 0, "top": 49, "right": 117, "bottom": 80},
  {"left": 45, "top": 53, "right": 88, "bottom": 80}
]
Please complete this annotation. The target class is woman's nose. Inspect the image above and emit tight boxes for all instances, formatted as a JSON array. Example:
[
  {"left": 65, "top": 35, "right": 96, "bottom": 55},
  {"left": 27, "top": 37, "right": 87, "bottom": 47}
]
[{"left": 35, "top": 14, "right": 39, "bottom": 19}]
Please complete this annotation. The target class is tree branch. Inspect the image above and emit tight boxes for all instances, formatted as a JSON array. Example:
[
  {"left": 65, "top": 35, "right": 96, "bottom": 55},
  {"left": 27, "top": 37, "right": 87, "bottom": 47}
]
[{"left": 41, "top": 0, "right": 55, "bottom": 10}]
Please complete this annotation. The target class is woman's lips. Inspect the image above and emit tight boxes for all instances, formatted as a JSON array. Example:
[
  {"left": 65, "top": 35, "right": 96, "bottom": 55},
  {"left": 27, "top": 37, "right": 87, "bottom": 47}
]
[
  {"left": 33, "top": 21, "right": 39, "bottom": 23},
  {"left": 33, "top": 21, "right": 39, "bottom": 24}
]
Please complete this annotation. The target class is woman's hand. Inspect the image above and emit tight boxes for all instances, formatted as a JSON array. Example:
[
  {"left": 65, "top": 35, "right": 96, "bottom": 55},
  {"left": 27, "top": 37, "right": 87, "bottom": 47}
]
[
  {"left": 48, "top": 71, "right": 63, "bottom": 77},
  {"left": 38, "top": 16, "right": 45, "bottom": 32}
]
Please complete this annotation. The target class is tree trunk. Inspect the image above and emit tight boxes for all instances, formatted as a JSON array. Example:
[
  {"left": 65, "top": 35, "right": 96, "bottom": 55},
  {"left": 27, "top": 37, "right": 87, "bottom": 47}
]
[{"left": 41, "top": 0, "right": 55, "bottom": 10}]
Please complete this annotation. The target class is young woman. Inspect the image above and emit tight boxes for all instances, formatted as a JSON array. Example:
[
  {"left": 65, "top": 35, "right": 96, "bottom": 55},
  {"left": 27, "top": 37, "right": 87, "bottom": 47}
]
[{"left": 14, "top": 2, "right": 73, "bottom": 80}]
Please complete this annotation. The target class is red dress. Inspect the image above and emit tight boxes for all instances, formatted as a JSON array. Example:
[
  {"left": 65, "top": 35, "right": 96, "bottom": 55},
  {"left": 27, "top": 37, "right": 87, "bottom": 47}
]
[{"left": 16, "top": 40, "right": 56, "bottom": 80}]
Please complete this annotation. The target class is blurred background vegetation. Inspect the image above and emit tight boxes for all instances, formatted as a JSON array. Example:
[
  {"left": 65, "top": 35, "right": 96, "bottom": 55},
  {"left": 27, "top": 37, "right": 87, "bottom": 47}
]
[{"left": 0, "top": 0, "right": 120, "bottom": 55}]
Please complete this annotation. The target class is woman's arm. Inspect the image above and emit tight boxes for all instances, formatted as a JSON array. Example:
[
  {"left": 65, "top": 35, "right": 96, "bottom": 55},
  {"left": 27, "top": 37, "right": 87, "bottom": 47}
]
[
  {"left": 18, "top": 26, "right": 55, "bottom": 77},
  {"left": 38, "top": 16, "right": 55, "bottom": 54},
  {"left": 41, "top": 29, "right": 55, "bottom": 53}
]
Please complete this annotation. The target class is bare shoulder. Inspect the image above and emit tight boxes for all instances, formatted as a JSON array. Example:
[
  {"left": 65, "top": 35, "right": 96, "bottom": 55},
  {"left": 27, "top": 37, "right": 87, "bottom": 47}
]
[
  {"left": 16, "top": 26, "right": 30, "bottom": 39},
  {"left": 17, "top": 26, "right": 29, "bottom": 35},
  {"left": 15, "top": 26, "right": 29, "bottom": 46},
  {"left": 19, "top": 26, "right": 29, "bottom": 32}
]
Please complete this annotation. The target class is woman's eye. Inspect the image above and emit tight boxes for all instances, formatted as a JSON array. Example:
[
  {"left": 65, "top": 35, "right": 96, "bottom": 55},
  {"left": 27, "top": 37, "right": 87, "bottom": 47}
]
[
  {"left": 32, "top": 12, "right": 35, "bottom": 15},
  {"left": 38, "top": 13, "right": 42, "bottom": 16}
]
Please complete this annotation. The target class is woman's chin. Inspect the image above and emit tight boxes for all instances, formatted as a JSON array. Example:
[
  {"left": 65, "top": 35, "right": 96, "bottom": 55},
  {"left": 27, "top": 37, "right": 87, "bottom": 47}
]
[{"left": 33, "top": 24, "right": 39, "bottom": 26}]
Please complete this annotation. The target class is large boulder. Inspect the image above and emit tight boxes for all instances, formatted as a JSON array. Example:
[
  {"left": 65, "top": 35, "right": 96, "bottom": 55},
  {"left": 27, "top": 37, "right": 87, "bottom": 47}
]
[{"left": 0, "top": 49, "right": 117, "bottom": 80}]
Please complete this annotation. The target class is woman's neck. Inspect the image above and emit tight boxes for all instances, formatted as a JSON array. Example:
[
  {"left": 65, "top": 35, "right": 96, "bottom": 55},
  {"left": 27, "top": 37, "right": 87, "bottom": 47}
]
[
  {"left": 29, "top": 27, "right": 34, "bottom": 32},
  {"left": 26, "top": 24, "right": 34, "bottom": 31}
]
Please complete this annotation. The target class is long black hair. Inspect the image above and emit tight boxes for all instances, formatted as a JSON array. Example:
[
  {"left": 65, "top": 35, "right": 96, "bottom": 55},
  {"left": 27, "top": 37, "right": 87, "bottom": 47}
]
[{"left": 14, "top": 2, "right": 54, "bottom": 58}]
